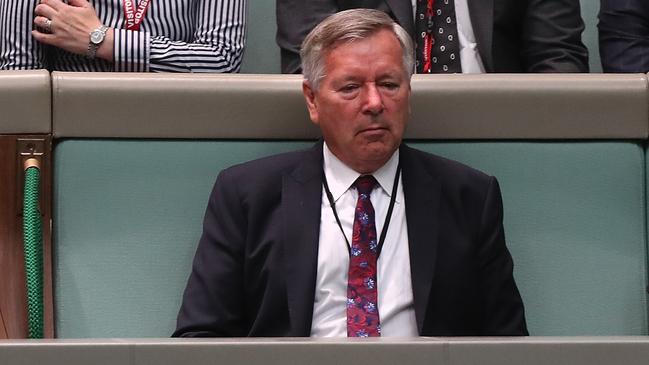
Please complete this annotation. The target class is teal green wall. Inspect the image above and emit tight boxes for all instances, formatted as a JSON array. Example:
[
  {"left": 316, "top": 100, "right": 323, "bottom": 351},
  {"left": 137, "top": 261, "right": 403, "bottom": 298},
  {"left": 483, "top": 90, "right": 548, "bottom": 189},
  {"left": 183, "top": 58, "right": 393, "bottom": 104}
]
[
  {"left": 240, "top": 2, "right": 280, "bottom": 74},
  {"left": 240, "top": 1, "right": 602, "bottom": 74},
  {"left": 53, "top": 140, "right": 647, "bottom": 337},
  {"left": 53, "top": 141, "right": 312, "bottom": 337},
  {"left": 413, "top": 142, "right": 646, "bottom": 334},
  {"left": 581, "top": 0, "right": 601, "bottom": 72}
]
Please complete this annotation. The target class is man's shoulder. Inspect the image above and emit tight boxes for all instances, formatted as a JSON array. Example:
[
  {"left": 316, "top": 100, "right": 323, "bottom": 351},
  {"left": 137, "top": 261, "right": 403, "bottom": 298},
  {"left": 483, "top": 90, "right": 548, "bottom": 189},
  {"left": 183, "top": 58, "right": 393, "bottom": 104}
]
[
  {"left": 217, "top": 145, "right": 319, "bottom": 183},
  {"left": 402, "top": 145, "right": 501, "bottom": 216},
  {"left": 402, "top": 145, "right": 492, "bottom": 185}
]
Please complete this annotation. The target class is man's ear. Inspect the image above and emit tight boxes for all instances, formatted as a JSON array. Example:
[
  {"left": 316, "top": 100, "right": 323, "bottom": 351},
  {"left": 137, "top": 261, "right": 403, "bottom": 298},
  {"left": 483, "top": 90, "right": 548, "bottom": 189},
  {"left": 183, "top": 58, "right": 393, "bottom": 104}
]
[{"left": 302, "top": 81, "right": 319, "bottom": 125}]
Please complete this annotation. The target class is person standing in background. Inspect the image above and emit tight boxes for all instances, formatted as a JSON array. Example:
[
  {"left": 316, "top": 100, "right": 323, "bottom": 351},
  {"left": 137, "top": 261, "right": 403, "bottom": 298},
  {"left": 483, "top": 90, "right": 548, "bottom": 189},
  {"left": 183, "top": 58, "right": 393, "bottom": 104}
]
[
  {"left": 0, "top": 0, "right": 246, "bottom": 72},
  {"left": 598, "top": 0, "right": 649, "bottom": 73},
  {"left": 276, "top": 0, "right": 589, "bottom": 74}
]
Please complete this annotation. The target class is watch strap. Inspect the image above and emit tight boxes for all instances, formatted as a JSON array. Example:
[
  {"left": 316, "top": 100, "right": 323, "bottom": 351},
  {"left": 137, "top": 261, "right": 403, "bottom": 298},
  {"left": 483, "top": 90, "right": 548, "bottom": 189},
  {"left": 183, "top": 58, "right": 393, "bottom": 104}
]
[{"left": 86, "top": 25, "right": 109, "bottom": 59}]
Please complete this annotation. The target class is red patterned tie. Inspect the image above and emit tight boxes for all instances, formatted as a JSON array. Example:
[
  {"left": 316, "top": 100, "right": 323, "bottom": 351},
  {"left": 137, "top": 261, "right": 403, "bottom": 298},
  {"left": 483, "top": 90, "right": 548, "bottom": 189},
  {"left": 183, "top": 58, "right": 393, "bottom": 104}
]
[{"left": 347, "top": 175, "right": 380, "bottom": 337}]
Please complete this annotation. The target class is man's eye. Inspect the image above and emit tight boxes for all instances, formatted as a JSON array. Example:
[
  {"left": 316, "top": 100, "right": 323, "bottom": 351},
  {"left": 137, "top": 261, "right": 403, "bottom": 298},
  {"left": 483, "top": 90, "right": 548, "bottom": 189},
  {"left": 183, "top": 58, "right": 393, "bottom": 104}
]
[
  {"left": 340, "top": 84, "right": 359, "bottom": 93},
  {"left": 380, "top": 82, "right": 399, "bottom": 90}
]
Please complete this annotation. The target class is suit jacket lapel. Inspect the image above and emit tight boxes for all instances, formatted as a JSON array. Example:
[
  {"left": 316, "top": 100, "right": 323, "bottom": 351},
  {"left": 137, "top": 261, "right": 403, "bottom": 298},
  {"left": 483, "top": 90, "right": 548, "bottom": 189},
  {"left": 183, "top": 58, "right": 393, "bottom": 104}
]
[
  {"left": 282, "top": 142, "right": 323, "bottom": 336},
  {"left": 282, "top": 143, "right": 443, "bottom": 335},
  {"left": 385, "top": 0, "right": 415, "bottom": 37},
  {"left": 467, "top": 0, "right": 494, "bottom": 72},
  {"left": 400, "top": 145, "right": 441, "bottom": 334}
]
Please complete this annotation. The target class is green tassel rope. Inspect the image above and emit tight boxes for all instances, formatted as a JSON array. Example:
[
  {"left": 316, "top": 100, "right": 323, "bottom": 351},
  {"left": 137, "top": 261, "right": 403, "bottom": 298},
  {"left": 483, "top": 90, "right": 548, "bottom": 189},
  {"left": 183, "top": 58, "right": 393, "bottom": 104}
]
[{"left": 23, "top": 166, "right": 43, "bottom": 338}]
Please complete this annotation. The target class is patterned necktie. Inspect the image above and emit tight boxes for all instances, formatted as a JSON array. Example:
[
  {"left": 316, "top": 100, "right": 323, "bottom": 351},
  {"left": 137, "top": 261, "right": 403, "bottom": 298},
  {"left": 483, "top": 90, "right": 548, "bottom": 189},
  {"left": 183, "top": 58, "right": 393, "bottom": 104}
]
[
  {"left": 347, "top": 175, "right": 380, "bottom": 337},
  {"left": 415, "top": 0, "right": 462, "bottom": 73}
]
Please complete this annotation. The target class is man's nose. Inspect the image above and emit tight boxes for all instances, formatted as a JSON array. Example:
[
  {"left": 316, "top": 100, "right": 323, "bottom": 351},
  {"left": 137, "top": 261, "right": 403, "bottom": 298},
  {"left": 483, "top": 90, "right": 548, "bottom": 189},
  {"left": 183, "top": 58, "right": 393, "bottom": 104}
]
[{"left": 362, "top": 84, "right": 384, "bottom": 115}]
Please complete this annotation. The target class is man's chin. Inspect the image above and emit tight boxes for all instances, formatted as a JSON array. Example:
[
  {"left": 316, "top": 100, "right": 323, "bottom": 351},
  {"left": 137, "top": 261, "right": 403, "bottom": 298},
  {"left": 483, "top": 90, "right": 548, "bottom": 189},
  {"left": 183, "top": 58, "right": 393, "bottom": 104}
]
[
  {"left": 357, "top": 128, "right": 398, "bottom": 144},
  {"left": 362, "top": 138, "right": 398, "bottom": 154},
  {"left": 353, "top": 146, "right": 397, "bottom": 172}
]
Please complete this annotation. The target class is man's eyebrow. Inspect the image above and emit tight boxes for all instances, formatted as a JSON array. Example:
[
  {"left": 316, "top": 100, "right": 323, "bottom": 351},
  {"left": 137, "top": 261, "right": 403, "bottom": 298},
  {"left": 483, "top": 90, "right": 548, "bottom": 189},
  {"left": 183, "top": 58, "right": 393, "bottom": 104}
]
[
  {"left": 377, "top": 72, "right": 405, "bottom": 80},
  {"left": 330, "top": 74, "right": 363, "bottom": 84}
]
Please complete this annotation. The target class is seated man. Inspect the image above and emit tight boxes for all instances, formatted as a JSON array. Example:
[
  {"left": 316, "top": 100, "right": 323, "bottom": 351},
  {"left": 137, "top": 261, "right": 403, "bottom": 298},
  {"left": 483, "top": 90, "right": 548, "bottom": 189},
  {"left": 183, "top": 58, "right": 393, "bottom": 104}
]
[
  {"left": 174, "top": 9, "right": 527, "bottom": 338},
  {"left": 277, "top": 0, "right": 589, "bottom": 74},
  {"left": 599, "top": 0, "right": 649, "bottom": 73}
]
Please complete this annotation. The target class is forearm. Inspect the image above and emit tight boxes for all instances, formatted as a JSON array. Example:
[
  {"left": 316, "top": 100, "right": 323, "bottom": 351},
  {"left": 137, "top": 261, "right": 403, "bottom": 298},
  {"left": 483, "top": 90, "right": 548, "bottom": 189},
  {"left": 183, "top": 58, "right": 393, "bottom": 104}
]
[
  {"left": 174, "top": 171, "right": 247, "bottom": 337},
  {"left": 95, "top": 28, "right": 114, "bottom": 62},
  {"left": 112, "top": 0, "right": 245, "bottom": 73},
  {"left": 477, "top": 177, "right": 528, "bottom": 335}
]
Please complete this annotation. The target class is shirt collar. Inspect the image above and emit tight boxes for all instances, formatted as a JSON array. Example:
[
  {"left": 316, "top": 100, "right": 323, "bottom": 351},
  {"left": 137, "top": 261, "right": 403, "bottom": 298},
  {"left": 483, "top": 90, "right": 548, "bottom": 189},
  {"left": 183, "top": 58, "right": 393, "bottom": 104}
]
[{"left": 323, "top": 142, "right": 400, "bottom": 203}]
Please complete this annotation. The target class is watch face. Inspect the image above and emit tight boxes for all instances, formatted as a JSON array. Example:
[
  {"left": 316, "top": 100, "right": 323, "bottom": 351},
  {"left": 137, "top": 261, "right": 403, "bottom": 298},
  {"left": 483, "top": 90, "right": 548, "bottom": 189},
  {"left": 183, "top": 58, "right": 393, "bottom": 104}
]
[{"left": 90, "top": 30, "right": 104, "bottom": 44}]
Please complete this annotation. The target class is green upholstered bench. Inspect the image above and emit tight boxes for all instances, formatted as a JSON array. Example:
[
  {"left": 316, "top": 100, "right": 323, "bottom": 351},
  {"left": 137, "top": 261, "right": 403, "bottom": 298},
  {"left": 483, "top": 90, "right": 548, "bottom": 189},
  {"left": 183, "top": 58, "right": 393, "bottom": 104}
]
[{"left": 49, "top": 73, "right": 648, "bottom": 337}]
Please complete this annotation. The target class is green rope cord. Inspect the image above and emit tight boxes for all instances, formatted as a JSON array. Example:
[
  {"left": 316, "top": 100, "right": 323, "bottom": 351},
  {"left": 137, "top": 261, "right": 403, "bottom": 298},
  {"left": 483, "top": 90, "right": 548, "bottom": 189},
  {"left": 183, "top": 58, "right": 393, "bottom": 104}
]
[{"left": 23, "top": 166, "right": 43, "bottom": 339}]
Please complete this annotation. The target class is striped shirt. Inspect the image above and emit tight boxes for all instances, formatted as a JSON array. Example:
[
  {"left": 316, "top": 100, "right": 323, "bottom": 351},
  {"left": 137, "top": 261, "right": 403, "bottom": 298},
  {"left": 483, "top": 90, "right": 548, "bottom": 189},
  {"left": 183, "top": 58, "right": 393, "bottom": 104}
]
[{"left": 0, "top": 0, "right": 246, "bottom": 72}]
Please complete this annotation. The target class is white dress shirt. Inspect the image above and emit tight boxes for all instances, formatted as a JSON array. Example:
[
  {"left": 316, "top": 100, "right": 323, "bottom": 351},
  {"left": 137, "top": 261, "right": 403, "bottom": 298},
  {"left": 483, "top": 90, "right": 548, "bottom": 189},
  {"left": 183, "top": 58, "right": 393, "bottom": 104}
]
[
  {"left": 310, "top": 143, "right": 418, "bottom": 337},
  {"left": 411, "top": 0, "right": 485, "bottom": 73}
]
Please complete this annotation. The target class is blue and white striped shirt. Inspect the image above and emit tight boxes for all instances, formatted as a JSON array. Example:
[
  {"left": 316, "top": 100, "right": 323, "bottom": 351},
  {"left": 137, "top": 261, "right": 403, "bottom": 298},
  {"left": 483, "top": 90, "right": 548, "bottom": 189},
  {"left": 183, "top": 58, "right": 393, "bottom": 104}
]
[{"left": 0, "top": 0, "right": 246, "bottom": 72}]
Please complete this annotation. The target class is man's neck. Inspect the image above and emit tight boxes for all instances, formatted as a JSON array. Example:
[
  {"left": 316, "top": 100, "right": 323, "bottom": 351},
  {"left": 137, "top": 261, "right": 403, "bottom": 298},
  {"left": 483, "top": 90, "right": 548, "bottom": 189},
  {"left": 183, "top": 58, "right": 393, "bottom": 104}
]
[
  {"left": 322, "top": 142, "right": 400, "bottom": 201},
  {"left": 324, "top": 143, "right": 397, "bottom": 175}
]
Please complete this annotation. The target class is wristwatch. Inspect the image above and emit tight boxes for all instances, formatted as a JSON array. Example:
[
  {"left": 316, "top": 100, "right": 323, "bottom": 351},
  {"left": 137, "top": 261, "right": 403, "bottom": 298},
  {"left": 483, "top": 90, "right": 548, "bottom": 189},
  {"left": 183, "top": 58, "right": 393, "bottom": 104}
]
[{"left": 87, "top": 25, "right": 109, "bottom": 59}]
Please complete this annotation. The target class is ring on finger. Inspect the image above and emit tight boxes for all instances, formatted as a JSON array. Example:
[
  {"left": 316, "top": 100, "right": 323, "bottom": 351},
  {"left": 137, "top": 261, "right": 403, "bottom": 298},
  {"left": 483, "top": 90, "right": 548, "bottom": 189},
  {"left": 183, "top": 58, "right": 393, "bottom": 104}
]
[{"left": 44, "top": 19, "right": 52, "bottom": 33}]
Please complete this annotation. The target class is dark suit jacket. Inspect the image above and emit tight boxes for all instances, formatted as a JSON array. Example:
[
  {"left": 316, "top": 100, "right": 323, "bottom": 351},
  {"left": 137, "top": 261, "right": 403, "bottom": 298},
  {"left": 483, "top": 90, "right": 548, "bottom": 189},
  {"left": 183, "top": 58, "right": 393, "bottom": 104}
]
[
  {"left": 173, "top": 142, "right": 528, "bottom": 337},
  {"left": 598, "top": 0, "right": 649, "bottom": 73},
  {"left": 276, "top": 0, "right": 589, "bottom": 74}
]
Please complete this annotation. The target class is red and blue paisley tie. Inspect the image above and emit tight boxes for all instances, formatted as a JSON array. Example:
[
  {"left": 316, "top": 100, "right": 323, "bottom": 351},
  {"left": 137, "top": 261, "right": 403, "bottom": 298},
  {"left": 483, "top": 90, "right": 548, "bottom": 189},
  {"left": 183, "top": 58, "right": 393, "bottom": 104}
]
[{"left": 347, "top": 175, "right": 381, "bottom": 337}]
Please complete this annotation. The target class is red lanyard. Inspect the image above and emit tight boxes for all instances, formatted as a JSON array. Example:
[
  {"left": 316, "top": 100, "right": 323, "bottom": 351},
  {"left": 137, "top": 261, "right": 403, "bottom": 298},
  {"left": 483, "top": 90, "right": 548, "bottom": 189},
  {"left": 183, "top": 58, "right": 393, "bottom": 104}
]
[
  {"left": 123, "top": 0, "right": 152, "bottom": 31},
  {"left": 422, "top": 0, "right": 434, "bottom": 73}
]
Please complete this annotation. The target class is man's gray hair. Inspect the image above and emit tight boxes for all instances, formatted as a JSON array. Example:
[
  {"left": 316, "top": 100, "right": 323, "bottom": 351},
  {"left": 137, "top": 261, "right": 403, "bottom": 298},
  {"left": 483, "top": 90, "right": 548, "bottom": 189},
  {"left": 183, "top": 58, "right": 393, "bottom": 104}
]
[{"left": 300, "top": 8, "right": 415, "bottom": 90}]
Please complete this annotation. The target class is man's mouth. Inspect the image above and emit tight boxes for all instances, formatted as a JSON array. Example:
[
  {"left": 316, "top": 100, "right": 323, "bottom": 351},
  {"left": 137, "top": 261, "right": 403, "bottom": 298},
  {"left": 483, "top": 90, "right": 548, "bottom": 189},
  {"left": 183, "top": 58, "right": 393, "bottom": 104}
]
[{"left": 358, "top": 126, "right": 388, "bottom": 134}]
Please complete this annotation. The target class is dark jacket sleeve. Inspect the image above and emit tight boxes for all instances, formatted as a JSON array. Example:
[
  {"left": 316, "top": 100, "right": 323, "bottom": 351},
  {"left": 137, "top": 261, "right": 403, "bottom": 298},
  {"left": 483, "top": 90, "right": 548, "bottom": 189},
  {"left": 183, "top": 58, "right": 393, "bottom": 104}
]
[
  {"left": 477, "top": 177, "right": 528, "bottom": 335},
  {"left": 276, "top": 0, "right": 339, "bottom": 73},
  {"left": 520, "top": 0, "right": 589, "bottom": 72},
  {"left": 173, "top": 169, "right": 248, "bottom": 337},
  {"left": 598, "top": 0, "right": 649, "bottom": 73}
]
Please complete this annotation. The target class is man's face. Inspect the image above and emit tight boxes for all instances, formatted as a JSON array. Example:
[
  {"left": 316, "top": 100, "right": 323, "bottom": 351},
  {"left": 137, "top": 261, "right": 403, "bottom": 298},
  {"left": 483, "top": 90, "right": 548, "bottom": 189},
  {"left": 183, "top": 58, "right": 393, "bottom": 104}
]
[{"left": 303, "top": 29, "right": 411, "bottom": 174}]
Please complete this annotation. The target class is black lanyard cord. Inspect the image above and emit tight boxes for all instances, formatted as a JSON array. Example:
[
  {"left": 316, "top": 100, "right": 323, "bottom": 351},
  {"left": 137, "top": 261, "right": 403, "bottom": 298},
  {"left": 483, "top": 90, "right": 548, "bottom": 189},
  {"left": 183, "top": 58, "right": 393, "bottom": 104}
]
[{"left": 322, "top": 163, "right": 401, "bottom": 258}]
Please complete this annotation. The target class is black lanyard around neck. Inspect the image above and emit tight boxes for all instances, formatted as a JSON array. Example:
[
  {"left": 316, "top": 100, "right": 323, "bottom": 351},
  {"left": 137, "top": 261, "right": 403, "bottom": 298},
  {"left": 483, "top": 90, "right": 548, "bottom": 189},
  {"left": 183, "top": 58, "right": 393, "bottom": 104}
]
[{"left": 321, "top": 163, "right": 401, "bottom": 258}]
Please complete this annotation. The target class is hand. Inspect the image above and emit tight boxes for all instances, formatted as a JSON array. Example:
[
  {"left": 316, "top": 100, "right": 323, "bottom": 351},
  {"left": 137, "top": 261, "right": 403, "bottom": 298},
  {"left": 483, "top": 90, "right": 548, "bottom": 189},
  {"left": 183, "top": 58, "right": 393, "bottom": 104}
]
[{"left": 32, "top": 0, "right": 114, "bottom": 61}]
